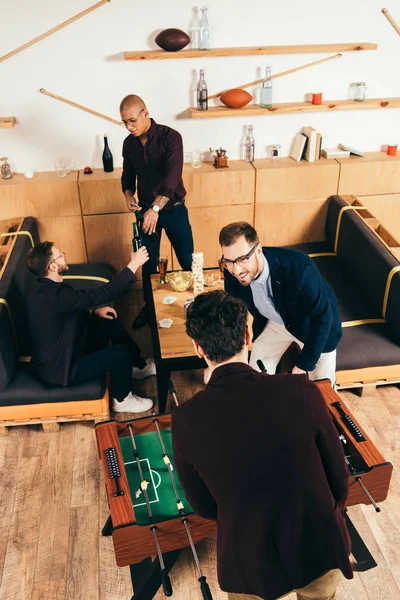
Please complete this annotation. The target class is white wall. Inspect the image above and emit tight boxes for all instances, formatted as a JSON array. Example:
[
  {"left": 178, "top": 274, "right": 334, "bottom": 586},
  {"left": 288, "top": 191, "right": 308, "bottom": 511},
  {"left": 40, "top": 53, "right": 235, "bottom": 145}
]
[{"left": 1, "top": 0, "right": 399, "bottom": 174}]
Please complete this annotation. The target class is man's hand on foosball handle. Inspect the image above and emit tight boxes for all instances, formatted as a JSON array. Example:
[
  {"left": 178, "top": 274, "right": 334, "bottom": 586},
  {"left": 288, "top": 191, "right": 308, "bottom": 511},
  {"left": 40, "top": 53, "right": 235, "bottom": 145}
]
[
  {"left": 292, "top": 366, "right": 307, "bottom": 375},
  {"left": 128, "top": 247, "right": 149, "bottom": 274}
]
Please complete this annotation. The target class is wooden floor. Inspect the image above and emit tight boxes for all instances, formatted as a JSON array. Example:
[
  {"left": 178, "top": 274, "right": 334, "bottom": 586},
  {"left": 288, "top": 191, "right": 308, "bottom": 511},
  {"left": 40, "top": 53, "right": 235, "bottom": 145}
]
[{"left": 1, "top": 368, "right": 400, "bottom": 600}]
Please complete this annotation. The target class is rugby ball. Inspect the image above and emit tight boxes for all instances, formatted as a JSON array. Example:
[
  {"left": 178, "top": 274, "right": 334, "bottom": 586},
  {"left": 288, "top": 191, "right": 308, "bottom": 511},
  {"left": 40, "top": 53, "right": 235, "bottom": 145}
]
[
  {"left": 155, "top": 29, "right": 190, "bottom": 52},
  {"left": 220, "top": 88, "right": 252, "bottom": 109}
]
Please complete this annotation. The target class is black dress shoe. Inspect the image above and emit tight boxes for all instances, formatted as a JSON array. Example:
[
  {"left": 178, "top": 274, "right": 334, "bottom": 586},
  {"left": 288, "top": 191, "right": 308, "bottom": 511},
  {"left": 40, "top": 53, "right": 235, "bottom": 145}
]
[{"left": 132, "top": 304, "right": 149, "bottom": 329}]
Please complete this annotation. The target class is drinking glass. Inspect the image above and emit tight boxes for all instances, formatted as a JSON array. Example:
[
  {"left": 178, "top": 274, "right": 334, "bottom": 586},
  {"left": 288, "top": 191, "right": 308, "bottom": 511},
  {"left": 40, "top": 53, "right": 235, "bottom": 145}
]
[
  {"left": 218, "top": 257, "right": 226, "bottom": 283},
  {"left": 191, "top": 150, "right": 203, "bottom": 169},
  {"left": 157, "top": 256, "right": 169, "bottom": 284},
  {"left": 55, "top": 157, "right": 74, "bottom": 178}
]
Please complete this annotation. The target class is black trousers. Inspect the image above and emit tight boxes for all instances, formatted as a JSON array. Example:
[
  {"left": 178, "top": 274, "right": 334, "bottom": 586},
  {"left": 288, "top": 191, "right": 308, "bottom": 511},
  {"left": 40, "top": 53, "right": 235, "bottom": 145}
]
[
  {"left": 141, "top": 202, "right": 194, "bottom": 275},
  {"left": 70, "top": 316, "right": 146, "bottom": 401}
]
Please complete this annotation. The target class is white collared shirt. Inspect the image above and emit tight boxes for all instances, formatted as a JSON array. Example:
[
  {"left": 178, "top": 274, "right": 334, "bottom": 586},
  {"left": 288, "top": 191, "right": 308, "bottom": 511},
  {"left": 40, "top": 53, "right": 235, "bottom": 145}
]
[{"left": 250, "top": 255, "right": 284, "bottom": 324}]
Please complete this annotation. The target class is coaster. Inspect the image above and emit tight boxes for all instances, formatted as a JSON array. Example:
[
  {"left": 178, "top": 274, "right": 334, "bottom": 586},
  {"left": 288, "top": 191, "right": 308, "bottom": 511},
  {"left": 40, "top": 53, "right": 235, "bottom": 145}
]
[{"left": 159, "top": 318, "right": 173, "bottom": 328}]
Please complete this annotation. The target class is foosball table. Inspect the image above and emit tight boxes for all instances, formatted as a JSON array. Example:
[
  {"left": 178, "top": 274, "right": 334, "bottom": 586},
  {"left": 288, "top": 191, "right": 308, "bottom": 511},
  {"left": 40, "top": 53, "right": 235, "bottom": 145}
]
[{"left": 96, "top": 380, "right": 393, "bottom": 600}]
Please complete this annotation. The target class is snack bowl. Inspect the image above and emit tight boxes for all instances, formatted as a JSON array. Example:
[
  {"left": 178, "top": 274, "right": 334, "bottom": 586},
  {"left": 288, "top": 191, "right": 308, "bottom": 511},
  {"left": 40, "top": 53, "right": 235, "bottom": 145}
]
[
  {"left": 204, "top": 273, "right": 219, "bottom": 287},
  {"left": 169, "top": 271, "right": 193, "bottom": 292}
]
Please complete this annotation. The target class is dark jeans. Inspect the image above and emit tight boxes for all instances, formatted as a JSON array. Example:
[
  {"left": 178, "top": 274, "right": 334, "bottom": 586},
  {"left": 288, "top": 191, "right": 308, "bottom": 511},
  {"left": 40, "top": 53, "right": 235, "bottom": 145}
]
[
  {"left": 70, "top": 316, "right": 146, "bottom": 401},
  {"left": 141, "top": 202, "right": 194, "bottom": 276}
]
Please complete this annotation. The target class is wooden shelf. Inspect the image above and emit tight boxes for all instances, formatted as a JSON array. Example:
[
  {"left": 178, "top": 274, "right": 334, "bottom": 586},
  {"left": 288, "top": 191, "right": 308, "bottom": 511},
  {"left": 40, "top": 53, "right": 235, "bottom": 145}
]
[
  {"left": 124, "top": 42, "right": 377, "bottom": 61},
  {"left": 189, "top": 97, "right": 400, "bottom": 119},
  {"left": 0, "top": 117, "right": 16, "bottom": 129}
]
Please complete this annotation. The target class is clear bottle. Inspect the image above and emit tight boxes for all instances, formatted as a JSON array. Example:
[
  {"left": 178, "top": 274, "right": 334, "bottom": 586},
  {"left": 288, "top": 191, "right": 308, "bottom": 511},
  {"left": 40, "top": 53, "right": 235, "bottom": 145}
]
[
  {"left": 260, "top": 66, "right": 273, "bottom": 108},
  {"left": 199, "top": 6, "right": 210, "bottom": 50},
  {"left": 0, "top": 157, "right": 12, "bottom": 180},
  {"left": 197, "top": 69, "right": 208, "bottom": 111},
  {"left": 189, "top": 7, "right": 200, "bottom": 49},
  {"left": 244, "top": 125, "right": 255, "bottom": 162},
  {"left": 102, "top": 134, "right": 114, "bottom": 172}
]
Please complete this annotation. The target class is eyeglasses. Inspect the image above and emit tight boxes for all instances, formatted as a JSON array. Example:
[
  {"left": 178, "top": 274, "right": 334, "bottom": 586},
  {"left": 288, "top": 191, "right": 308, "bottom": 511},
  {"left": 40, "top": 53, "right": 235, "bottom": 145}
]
[
  {"left": 48, "top": 251, "right": 65, "bottom": 266},
  {"left": 222, "top": 244, "right": 258, "bottom": 269},
  {"left": 122, "top": 108, "right": 145, "bottom": 127}
]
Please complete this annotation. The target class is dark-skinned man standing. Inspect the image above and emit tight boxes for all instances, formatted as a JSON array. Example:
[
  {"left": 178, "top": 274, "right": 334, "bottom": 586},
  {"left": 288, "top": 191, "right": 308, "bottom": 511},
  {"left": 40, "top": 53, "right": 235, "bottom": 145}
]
[{"left": 120, "top": 94, "right": 194, "bottom": 328}]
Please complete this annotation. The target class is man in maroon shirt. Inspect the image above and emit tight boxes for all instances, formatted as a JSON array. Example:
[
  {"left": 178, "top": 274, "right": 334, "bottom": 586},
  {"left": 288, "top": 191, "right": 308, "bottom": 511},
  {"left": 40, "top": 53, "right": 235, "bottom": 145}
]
[
  {"left": 120, "top": 94, "right": 194, "bottom": 328},
  {"left": 172, "top": 290, "right": 353, "bottom": 600}
]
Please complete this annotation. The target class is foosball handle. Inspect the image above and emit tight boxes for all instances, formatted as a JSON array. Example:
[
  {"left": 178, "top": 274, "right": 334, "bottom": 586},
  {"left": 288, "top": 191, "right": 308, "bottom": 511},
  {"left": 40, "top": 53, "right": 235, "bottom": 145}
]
[
  {"left": 160, "top": 569, "right": 173, "bottom": 597},
  {"left": 199, "top": 576, "right": 213, "bottom": 600},
  {"left": 168, "top": 380, "right": 176, "bottom": 394}
]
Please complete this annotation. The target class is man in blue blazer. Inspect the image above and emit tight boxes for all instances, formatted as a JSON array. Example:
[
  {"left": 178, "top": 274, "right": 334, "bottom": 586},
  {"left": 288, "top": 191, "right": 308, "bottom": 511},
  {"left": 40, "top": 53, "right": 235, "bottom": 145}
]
[{"left": 219, "top": 222, "right": 342, "bottom": 384}]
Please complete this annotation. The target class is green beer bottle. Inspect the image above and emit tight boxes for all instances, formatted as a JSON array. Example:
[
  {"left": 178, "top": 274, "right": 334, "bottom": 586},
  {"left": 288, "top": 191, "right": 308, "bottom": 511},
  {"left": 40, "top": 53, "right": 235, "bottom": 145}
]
[{"left": 132, "top": 222, "right": 143, "bottom": 252}]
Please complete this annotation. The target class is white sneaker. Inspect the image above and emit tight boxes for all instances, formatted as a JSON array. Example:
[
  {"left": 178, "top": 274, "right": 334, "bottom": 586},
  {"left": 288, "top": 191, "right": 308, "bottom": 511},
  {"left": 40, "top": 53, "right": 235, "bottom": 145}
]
[
  {"left": 132, "top": 358, "right": 156, "bottom": 380},
  {"left": 112, "top": 392, "right": 154, "bottom": 413}
]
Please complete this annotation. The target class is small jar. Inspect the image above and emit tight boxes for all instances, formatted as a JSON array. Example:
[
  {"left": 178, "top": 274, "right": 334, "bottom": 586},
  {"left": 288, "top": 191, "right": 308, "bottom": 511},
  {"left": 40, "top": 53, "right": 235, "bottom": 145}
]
[
  {"left": 270, "top": 144, "right": 281, "bottom": 160},
  {"left": 0, "top": 157, "right": 12, "bottom": 180},
  {"left": 354, "top": 82, "right": 367, "bottom": 102}
]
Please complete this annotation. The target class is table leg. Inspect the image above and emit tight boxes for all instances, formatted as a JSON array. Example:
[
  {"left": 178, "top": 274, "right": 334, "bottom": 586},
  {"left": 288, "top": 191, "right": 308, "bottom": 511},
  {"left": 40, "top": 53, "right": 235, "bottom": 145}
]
[
  {"left": 156, "top": 364, "right": 171, "bottom": 414},
  {"left": 102, "top": 515, "right": 113, "bottom": 537},
  {"left": 130, "top": 550, "right": 181, "bottom": 600},
  {"left": 345, "top": 512, "right": 377, "bottom": 571}
]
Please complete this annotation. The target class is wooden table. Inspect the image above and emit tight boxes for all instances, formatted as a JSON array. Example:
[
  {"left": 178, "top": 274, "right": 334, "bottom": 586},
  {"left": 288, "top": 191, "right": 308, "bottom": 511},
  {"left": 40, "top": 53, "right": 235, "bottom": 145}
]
[{"left": 146, "top": 269, "right": 223, "bottom": 412}]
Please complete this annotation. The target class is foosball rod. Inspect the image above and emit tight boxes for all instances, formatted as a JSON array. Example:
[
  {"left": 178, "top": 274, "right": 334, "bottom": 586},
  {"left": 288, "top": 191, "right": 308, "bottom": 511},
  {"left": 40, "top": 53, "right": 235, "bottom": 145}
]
[
  {"left": 168, "top": 380, "right": 179, "bottom": 407},
  {"left": 356, "top": 477, "right": 381, "bottom": 513},
  {"left": 151, "top": 411, "right": 213, "bottom": 600},
  {"left": 127, "top": 424, "right": 173, "bottom": 597}
]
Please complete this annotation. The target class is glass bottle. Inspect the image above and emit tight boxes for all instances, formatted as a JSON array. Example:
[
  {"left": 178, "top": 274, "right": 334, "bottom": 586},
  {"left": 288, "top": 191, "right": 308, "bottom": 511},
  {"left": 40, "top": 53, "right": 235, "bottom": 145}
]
[
  {"left": 260, "top": 66, "right": 273, "bottom": 108},
  {"left": 102, "top": 134, "right": 114, "bottom": 172},
  {"left": 189, "top": 7, "right": 200, "bottom": 49},
  {"left": 197, "top": 69, "right": 208, "bottom": 111},
  {"left": 244, "top": 125, "right": 255, "bottom": 162},
  {"left": 132, "top": 222, "right": 143, "bottom": 252},
  {"left": 199, "top": 6, "right": 210, "bottom": 50},
  {"left": 0, "top": 157, "right": 12, "bottom": 180}
]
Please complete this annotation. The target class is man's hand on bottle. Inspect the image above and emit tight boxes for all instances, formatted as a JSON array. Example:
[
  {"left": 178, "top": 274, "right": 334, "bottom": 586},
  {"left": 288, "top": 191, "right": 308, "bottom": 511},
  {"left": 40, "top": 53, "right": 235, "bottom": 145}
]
[
  {"left": 127, "top": 247, "right": 149, "bottom": 273},
  {"left": 126, "top": 195, "right": 140, "bottom": 213},
  {"left": 142, "top": 208, "right": 159, "bottom": 236}
]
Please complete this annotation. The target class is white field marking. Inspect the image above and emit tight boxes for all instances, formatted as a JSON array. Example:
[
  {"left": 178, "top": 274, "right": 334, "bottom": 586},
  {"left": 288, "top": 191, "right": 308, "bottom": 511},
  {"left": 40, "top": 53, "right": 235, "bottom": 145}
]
[{"left": 124, "top": 458, "right": 160, "bottom": 507}]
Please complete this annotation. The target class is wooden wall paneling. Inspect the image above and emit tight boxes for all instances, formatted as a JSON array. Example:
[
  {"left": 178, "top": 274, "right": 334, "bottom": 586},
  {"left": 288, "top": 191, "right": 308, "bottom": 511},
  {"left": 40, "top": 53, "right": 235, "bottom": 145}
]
[
  {"left": 84, "top": 213, "right": 172, "bottom": 276},
  {"left": 183, "top": 161, "right": 255, "bottom": 207},
  {"left": 254, "top": 199, "right": 329, "bottom": 246},
  {"left": 78, "top": 168, "right": 128, "bottom": 215},
  {"left": 173, "top": 204, "right": 254, "bottom": 269},
  {"left": 37, "top": 216, "right": 87, "bottom": 263},
  {"left": 337, "top": 152, "right": 400, "bottom": 195},
  {"left": 0, "top": 171, "right": 81, "bottom": 219},
  {"left": 253, "top": 157, "right": 339, "bottom": 203},
  {"left": 356, "top": 194, "right": 400, "bottom": 242}
]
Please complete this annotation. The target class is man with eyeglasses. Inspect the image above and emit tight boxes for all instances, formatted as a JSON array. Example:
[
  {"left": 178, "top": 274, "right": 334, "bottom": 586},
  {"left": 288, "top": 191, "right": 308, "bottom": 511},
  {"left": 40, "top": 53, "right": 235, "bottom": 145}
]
[
  {"left": 219, "top": 222, "right": 342, "bottom": 385},
  {"left": 26, "top": 241, "right": 155, "bottom": 413},
  {"left": 120, "top": 94, "right": 194, "bottom": 329}
]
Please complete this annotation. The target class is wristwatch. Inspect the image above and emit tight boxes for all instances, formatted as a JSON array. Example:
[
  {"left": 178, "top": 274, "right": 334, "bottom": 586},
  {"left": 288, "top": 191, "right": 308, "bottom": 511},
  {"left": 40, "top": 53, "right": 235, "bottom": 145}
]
[{"left": 151, "top": 205, "right": 160, "bottom": 213}]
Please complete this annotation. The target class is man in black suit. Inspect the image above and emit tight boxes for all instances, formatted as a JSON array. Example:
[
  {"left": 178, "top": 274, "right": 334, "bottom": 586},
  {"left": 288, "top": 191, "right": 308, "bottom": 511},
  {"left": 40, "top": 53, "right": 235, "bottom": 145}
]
[
  {"left": 219, "top": 222, "right": 342, "bottom": 385},
  {"left": 172, "top": 290, "right": 352, "bottom": 600},
  {"left": 26, "top": 241, "right": 155, "bottom": 413}
]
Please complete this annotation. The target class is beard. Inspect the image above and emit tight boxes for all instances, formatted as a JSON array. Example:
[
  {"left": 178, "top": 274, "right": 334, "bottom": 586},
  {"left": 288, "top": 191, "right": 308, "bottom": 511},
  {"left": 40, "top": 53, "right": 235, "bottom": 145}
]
[{"left": 57, "top": 263, "right": 69, "bottom": 275}]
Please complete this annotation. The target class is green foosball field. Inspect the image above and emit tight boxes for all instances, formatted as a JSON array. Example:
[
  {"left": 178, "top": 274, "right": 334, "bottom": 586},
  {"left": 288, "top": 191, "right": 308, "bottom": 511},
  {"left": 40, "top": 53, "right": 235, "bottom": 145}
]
[{"left": 119, "top": 429, "right": 194, "bottom": 524}]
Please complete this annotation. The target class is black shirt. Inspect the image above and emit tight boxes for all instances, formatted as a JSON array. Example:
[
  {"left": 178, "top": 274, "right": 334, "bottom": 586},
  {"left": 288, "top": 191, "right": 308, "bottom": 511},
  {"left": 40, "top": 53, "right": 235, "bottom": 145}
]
[
  {"left": 27, "top": 268, "right": 135, "bottom": 386},
  {"left": 121, "top": 118, "right": 186, "bottom": 209}
]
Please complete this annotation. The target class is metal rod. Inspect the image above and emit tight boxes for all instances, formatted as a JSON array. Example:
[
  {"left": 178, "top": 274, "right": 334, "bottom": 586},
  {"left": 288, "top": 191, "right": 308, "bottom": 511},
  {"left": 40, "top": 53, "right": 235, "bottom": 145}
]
[
  {"left": 151, "top": 413, "right": 213, "bottom": 599},
  {"left": 127, "top": 424, "right": 173, "bottom": 595},
  {"left": 39, "top": 88, "right": 122, "bottom": 126},
  {"left": 168, "top": 380, "right": 179, "bottom": 407},
  {"left": 356, "top": 477, "right": 381, "bottom": 512},
  {"left": 0, "top": 0, "right": 110, "bottom": 63}
]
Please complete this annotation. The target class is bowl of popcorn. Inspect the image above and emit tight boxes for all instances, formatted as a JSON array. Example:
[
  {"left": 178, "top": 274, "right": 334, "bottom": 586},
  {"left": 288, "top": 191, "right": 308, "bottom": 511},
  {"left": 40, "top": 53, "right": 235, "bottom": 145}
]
[{"left": 168, "top": 271, "right": 193, "bottom": 292}]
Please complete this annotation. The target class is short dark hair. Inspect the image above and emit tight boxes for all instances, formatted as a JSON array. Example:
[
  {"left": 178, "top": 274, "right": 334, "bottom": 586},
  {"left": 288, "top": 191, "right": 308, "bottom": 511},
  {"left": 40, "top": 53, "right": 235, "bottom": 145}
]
[
  {"left": 219, "top": 221, "right": 259, "bottom": 247},
  {"left": 186, "top": 290, "right": 248, "bottom": 363},
  {"left": 26, "top": 241, "right": 54, "bottom": 277}
]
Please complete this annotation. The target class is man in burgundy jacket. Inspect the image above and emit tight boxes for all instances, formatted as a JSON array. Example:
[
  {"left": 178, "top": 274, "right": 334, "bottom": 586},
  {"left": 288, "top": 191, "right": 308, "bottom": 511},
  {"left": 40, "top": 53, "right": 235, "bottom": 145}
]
[{"left": 171, "top": 290, "right": 353, "bottom": 600}]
